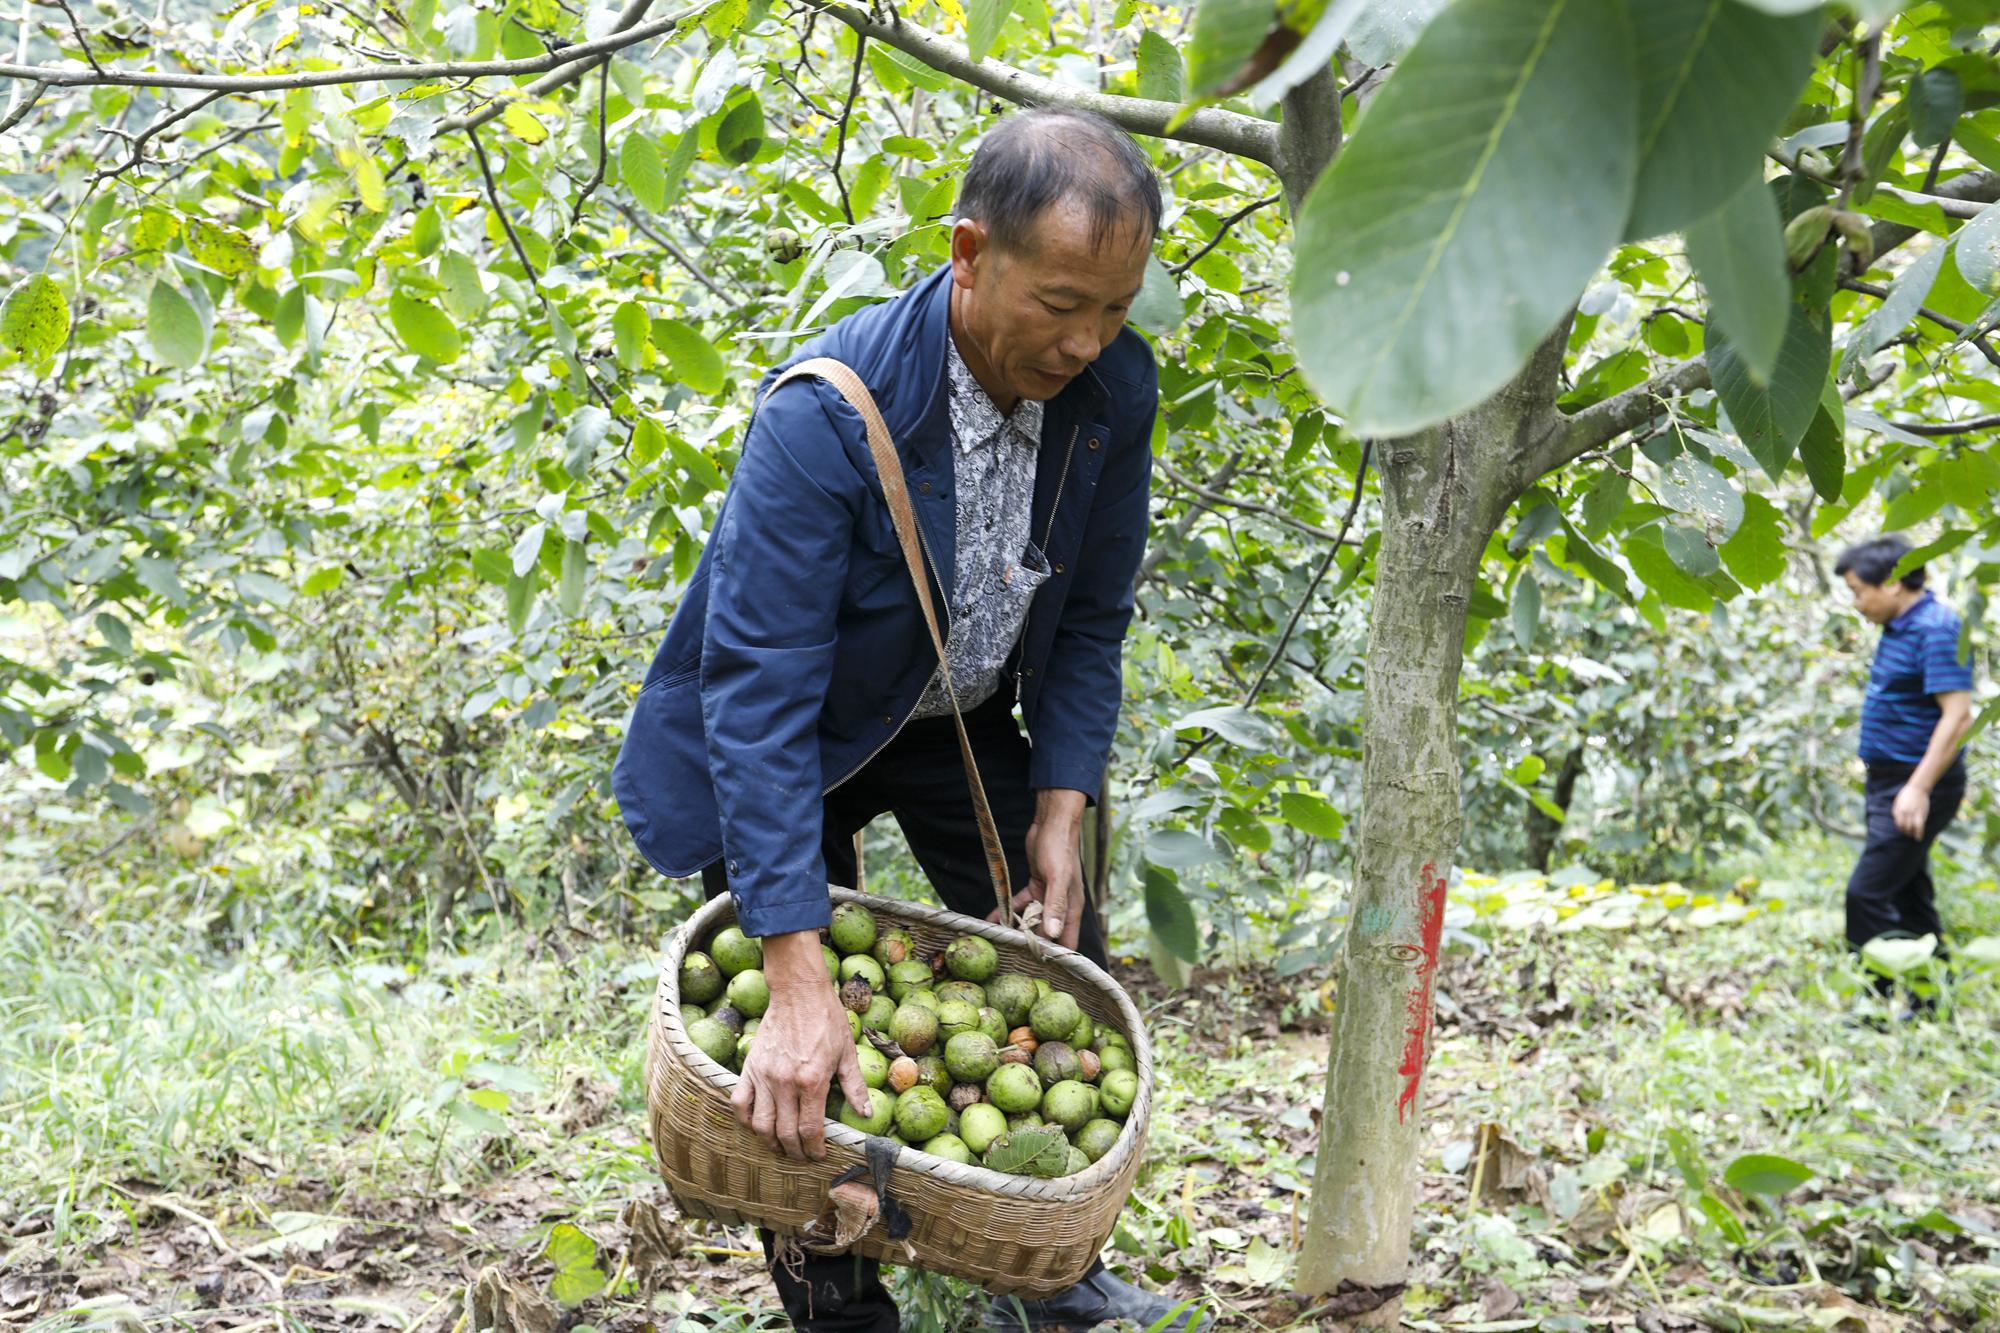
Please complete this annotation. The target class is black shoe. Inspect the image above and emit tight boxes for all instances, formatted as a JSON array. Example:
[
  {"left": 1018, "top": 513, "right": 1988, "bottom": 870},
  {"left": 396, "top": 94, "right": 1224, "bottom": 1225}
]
[{"left": 985, "top": 1266, "right": 1208, "bottom": 1332}]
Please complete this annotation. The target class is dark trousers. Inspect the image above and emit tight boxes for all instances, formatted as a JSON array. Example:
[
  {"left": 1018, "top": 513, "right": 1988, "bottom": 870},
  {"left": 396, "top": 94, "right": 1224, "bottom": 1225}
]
[
  {"left": 1845, "top": 757, "right": 1966, "bottom": 973},
  {"left": 701, "top": 693, "right": 1107, "bottom": 1332}
]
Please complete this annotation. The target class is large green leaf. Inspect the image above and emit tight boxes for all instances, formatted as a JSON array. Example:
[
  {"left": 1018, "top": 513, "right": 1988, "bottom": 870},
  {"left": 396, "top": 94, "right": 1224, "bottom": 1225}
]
[
  {"left": 621, "top": 134, "right": 667, "bottom": 211},
  {"left": 1136, "top": 30, "right": 1185, "bottom": 103},
  {"left": 1798, "top": 381, "right": 1845, "bottom": 503},
  {"left": 1719, "top": 492, "right": 1786, "bottom": 588},
  {"left": 653, "top": 317, "right": 725, "bottom": 394},
  {"left": 1623, "top": 0, "right": 1821, "bottom": 240},
  {"left": 1510, "top": 570, "right": 1541, "bottom": 650},
  {"left": 613, "top": 300, "right": 649, "bottom": 371},
  {"left": 440, "top": 251, "right": 488, "bottom": 322},
  {"left": 1291, "top": 0, "right": 1636, "bottom": 437},
  {"left": 1143, "top": 863, "right": 1201, "bottom": 962},
  {"left": 1685, "top": 177, "right": 1788, "bottom": 383},
  {"left": 1623, "top": 528, "right": 1714, "bottom": 612},
  {"left": 1907, "top": 66, "right": 1963, "bottom": 148},
  {"left": 1, "top": 274, "right": 70, "bottom": 359},
  {"left": 1186, "top": 0, "right": 1277, "bottom": 99},
  {"left": 1722, "top": 1153, "right": 1812, "bottom": 1197},
  {"left": 966, "top": 0, "right": 1014, "bottom": 62},
  {"left": 148, "top": 279, "right": 207, "bottom": 369},
  {"left": 716, "top": 93, "right": 766, "bottom": 165},
  {"left": 1954, "top": 201, "right": 2000, "bottom": 297},
  {"left": 388, "top": 292, "right": 463, "bottom": 364},
  {"left": 1840, "top": 240, "right": 1946, "bottom": 377},
  {"left": 1708, "top": 300, "right": 1829, "bottom": 482}
]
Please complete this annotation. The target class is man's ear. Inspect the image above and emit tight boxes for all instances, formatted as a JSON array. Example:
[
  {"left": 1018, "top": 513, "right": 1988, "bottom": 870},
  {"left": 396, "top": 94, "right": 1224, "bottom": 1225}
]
[{"left": 949, "top": 218, "right": 988, "bottom": 289}]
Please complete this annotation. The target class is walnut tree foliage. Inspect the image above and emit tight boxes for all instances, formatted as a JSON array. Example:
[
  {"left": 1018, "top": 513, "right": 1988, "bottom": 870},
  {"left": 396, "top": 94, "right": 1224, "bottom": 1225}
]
[{"left": 0, "top": 0, "right": 1995, "bottom": 949}]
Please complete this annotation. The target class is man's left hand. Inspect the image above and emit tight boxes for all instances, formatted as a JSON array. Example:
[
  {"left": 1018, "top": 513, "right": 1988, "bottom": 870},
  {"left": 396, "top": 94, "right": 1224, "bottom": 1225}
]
[
  {"left": 989, "top": 789, "right": 1087, "bottom": 949},
  {"left": 1892, "top": 782, "right": 1931, "bottom": 839}
]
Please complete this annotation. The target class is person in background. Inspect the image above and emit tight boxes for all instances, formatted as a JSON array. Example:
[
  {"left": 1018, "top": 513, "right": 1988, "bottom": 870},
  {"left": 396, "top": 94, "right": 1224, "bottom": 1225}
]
[{"left": 1834, "top": 535, "right": 1975, "bottom": 1012}]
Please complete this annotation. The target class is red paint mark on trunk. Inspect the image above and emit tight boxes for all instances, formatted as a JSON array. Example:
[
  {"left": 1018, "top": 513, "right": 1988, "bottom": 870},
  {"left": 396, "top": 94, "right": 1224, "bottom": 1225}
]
[{"left": 1396, "top": 861, "right": 1449, "bottom": 1122}]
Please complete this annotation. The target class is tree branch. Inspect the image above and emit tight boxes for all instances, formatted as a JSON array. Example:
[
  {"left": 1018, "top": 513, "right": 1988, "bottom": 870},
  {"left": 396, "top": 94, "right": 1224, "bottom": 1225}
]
[
  {"left": 1169, "top": 194, "right": 1280, "bottom": 276},
  {"left": 1155, "top": 458, "right": 1365, "bottom": 546},
  {"left": 1860, "top": 412, "right": 2000, "bottom": 436},
  {"left": 1533, "top": 167, "right": 2000, "bottom": 475},
  {"left": 832, "top": 32, "right": 866, "bottom": 224},
  {"left": 48, "top": 0, "right": 105, "bottom": 77},
  {"left": 808, "top": 2, "right": 1280, "bottom": 166},
  {"left": 569, "top": 59, "right": 610, "bottom": 227},
  {"left": 1840, "top": 277, "right": 2000, "bottom": 369},
  {"left": 0, "top": 0, "right": 694, "bottom": 91}
]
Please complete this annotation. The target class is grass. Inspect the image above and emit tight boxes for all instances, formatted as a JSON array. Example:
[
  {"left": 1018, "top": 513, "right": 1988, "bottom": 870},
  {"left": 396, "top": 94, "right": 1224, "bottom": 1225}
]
[{"left": 1, "top": 835, "right": 1997, "bottom": 1330}]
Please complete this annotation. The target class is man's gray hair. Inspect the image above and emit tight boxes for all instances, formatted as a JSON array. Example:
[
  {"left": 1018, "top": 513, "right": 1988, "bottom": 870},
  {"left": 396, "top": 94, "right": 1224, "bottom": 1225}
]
[{"left": 955, "top": 108, "right": 1163, "bottom": 255}]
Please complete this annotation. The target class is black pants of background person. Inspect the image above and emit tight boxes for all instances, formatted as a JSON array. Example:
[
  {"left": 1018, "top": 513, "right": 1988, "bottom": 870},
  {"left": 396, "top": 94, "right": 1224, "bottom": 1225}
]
[
  {"left": 701, "top": 691, "right": 1109, "bottom": 1333},
  {"left": 1845, "top": 755, "right": 1967, "bottom": 991}
]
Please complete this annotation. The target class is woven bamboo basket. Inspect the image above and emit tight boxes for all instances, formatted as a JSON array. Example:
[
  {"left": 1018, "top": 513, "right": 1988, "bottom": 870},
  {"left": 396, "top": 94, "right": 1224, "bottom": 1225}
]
[{"left": 644, "top": 885, "right": 1155, "bottom": 1296}]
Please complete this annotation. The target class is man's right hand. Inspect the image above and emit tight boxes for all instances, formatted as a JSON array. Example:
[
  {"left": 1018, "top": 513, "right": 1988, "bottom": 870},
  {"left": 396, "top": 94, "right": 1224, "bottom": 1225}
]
[{"left": 732, "top": 929, "right": 871, "bottom": 1160}]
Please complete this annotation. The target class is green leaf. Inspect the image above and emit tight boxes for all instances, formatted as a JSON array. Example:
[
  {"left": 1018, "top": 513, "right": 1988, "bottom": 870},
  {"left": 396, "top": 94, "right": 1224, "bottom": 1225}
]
[
  {"left": 653, "top": 317, "right": 725, "bottom": 394},
  {"left": 1187, "top": 0, "right": 1277, "bottom": 99},
  {"left": 502, "top": 101, "right": 549, "bottom": 144},
  {"left": 185, "top": 218, "right": 257, "bottom": 276},
  {"left": 1622, "top": 0, "right": 1822, "bottom": 240},
  {"left": 439, "top": 251, "right": 488, "bottom": 322},
  {"left": 1510, "top": 571, "right": 1541, "bottom": 650},
  {"left": 1697, "top": 1190, "right": 1749, "bottom": 1246},
  {"left": 622, "top": 134, "right": 667, "bottom": 211},
  {"left": 966, "top": 0, "right": 1013, "bottom": 62},
  {"left": 1686, "top": 177, "right": 1789, "bottom": 383},
  {"left": 1798, "top": 400, "right": 1845, "bottom": 504},
  {"left": 565, "top": 406, "right": 610, "bottom": 478},
  {"left": 1144, "top": 863, "right": 1200, "bottom": 962},
  {"left": 1661, "top": 524, "right": 1719, "bottom": 577},
  {"left": 472, "top": 548, "right": 511, "bottom": 585},
  {"left": 235, "top": 571, "right": 295, "bottom": 607},
  {"left": 1, "top": 275, "right": 71, "bottom": 359},
  {"left": 660, "top": 130, "right": 700, "bottom": 208},
  {"left": 148, "top": 279, "right": 206, "bottom": 369},
  {"left": 1172, "top": 704, "right": 1279, "bottom": 748},
  {"left": 984, "top": 1125, "right": 1069, "bottom": 1176},
  {"left": 1665, "top": 1127, "right": 1707, "bottom": 1189},
  {"left": 613, "top": 300, "right": 649, "bottom": 371},
  {"left": 1953, "top": 202, "right": 2000, "bottom": 298},
  {"left": 559, "top": 539, "right": 587, "bottom": 617},
  {"left": 1708, "top": 301, "right": 1829, "bottom": 482},
  {"left": 1146, "top": 828, "right": 1224, "bottom": 869},
  {"left": 388, "top": 292, "right": 463, "bottom": 364},
  {"left": 506, "top": 566, "right": 537, "bottom": 636},
  {"left": 1623, "top": 529, "right": 1714, "bottom": 612},
  {"left": 667, "top": 435, "right": 728, "bottom": 493},
  {"left": 1276, "top": 790, "right": 1343, "bottom": 839},
  {"left": 1136, "top": 30, "right": 1185, "bottom": 103},
  {"left": 1840, "top": 241, "right": 1945, "bottom": 377},
  {"left": 1128, "top": 257, "right": 1187, "bottom": 335},
  {"left": 1907, "top": 66, "right": 1963, "bottom": 149},
  {"left": 94, "top": 612, "right": 133, "bottom": 655},
  {"left": 1658, "top": 456, "right": 1743, "bottom": 538},
  {"left": 1291, "top": 0, "right": 1638, "bottom": 437},
  {"left": 1721, "top": 1153, "right": 1812, "bottom": 1197},
  {"left": 544, "top": 1222, "right": 594, "bottom": 1271},
  {"left": 716, "top": 93, "right": 765, "bottom": 165}
]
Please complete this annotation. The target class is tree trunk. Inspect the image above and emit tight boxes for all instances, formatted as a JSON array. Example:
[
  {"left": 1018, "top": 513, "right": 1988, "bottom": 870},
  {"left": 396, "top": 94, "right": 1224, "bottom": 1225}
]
[
  {"left": 1525, "top": 744, "right": 1586, "bottom": 871},
  {"left": 1297, "top": 332, "right": 1566, "bottom": 1296}
]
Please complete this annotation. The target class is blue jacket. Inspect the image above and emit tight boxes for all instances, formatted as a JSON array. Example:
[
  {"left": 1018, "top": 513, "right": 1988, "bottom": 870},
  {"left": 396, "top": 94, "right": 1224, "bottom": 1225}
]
[{"left": 612, "top": 263, "right": 1158, "bottom": 938}]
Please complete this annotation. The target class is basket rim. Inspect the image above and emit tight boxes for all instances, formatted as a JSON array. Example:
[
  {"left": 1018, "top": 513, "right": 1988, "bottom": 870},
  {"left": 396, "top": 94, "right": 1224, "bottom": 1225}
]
[{"left": 653, "top": 884, "right": 1155, "bottom": 1201}]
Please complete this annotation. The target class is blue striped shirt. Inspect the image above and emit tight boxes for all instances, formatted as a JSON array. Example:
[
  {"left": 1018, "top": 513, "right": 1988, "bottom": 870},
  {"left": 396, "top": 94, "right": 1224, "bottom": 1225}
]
[{"left": 1859, "top": 590, "right": 1974, "bottom": 764}]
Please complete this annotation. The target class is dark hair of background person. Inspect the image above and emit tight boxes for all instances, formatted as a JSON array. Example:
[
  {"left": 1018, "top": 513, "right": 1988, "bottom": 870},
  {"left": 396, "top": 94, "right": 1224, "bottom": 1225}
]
[
  {"left": 955, "top": 107, "right": 1164, "bottom": 255},
  {"left": 1835, "top": 535, "right": 1925, "bottom": 590}
]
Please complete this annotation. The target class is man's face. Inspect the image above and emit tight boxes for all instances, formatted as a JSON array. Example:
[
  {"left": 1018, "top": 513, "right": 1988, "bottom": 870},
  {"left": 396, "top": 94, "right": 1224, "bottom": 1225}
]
[
  {"left": 1843, "top": 570, "right": 1904, "bottom": 624},
  {"left": 950, "top": 200, "right": 1152, "bottom": 403}
]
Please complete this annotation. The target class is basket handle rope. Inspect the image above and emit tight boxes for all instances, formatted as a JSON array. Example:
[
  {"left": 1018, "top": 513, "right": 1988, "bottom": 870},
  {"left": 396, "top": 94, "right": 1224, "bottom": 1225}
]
[{"left": 762, "top": 357, "right": 1017, "bottom": 931}]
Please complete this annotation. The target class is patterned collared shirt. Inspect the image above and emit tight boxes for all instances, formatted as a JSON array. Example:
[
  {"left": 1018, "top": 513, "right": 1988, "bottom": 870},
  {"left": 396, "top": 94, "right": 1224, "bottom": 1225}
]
[{"left": 910, "top": 336, "right": 1049, "bottom": 719}]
